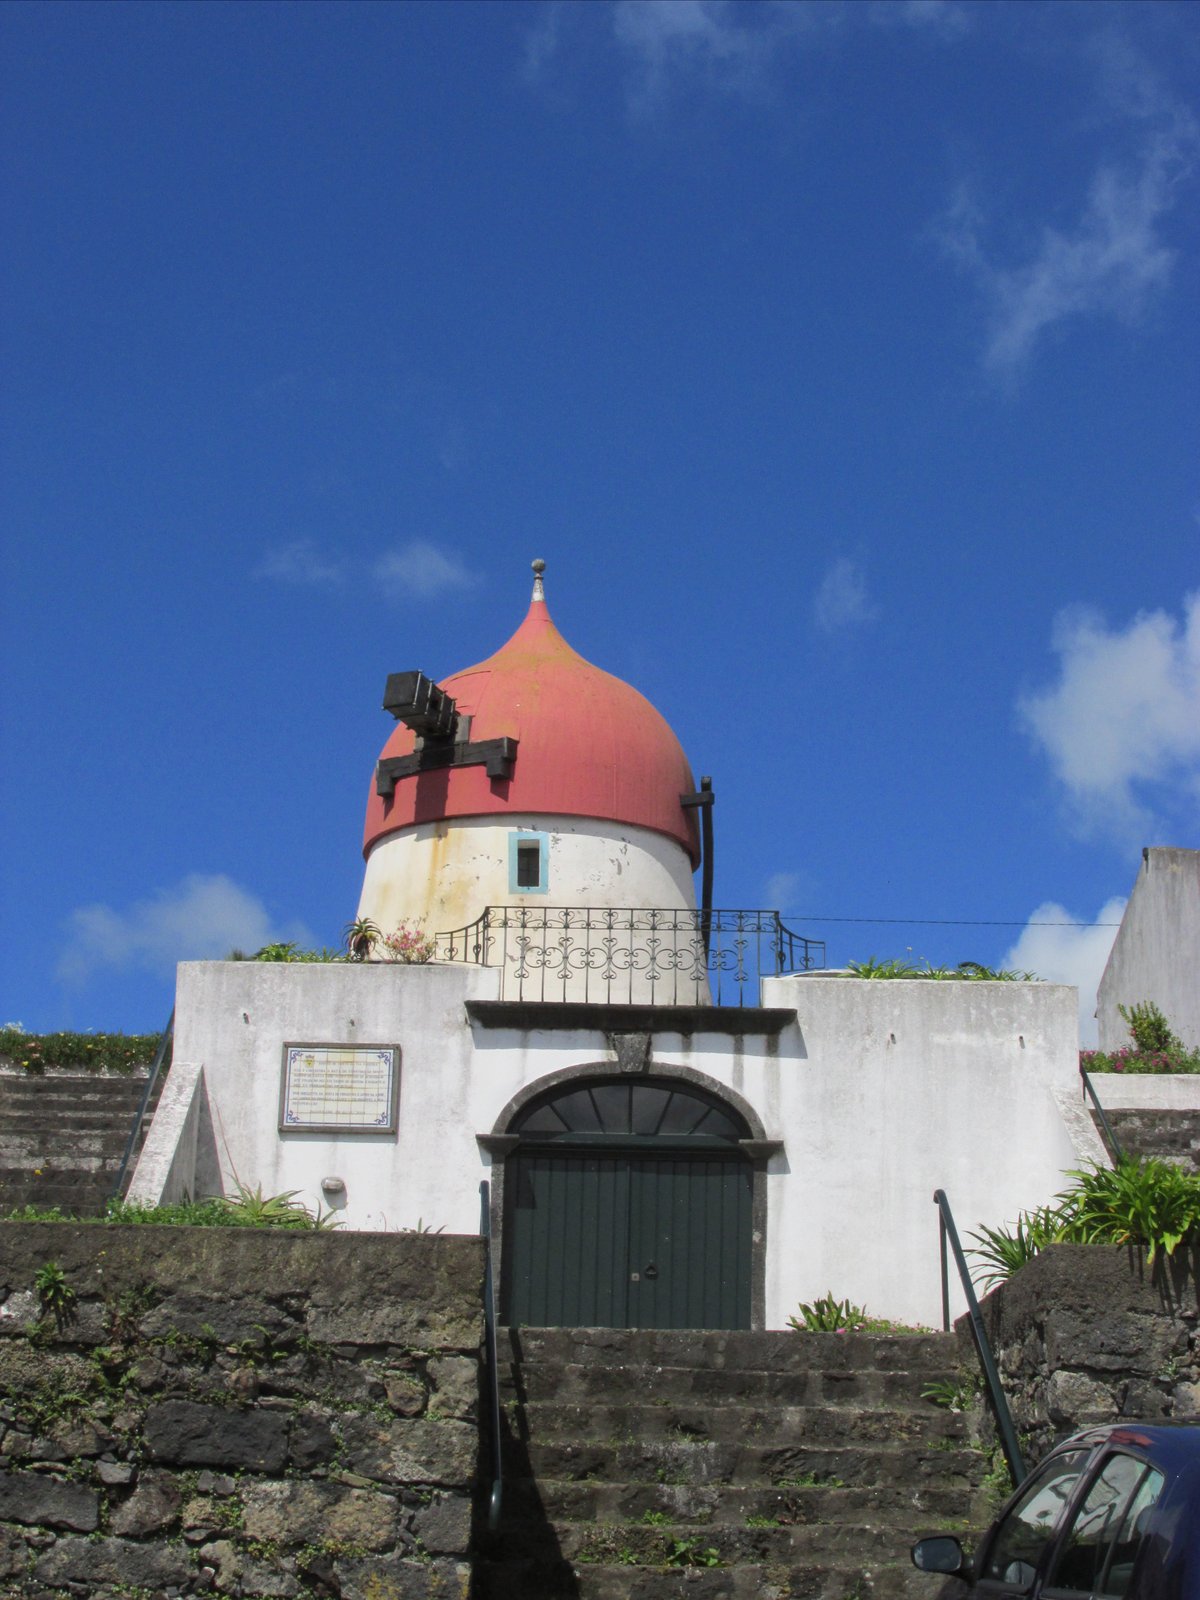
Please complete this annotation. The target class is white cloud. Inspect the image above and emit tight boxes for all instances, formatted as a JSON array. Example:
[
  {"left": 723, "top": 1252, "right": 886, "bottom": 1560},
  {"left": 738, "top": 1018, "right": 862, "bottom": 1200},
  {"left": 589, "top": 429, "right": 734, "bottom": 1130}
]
[
  {"left": 871, "top": 1, "right": 968, "bottom": 40},
  {"left": 256, "top": 537, "right": 345, "bottom": 588},
  {"left": 764, "top": 871, "right": 803, "bottom": 911},
  {"left": 372, "top": 541, "right": 480, "bottom": 602},
  {"left": 940, "top": 59, "right": 1197, "bottom": 374},
  {"left": 812, "top": 557, "right": 879, "bottom": 634},
  {"left": 256, "top": 538, "right": 346, "bottom": 588},
  {"left": 1019, "top": 592, "right": 1200, "bottom": 840},
  {"left": 59, "top": 875, "right": 312, "bottom": 984},
  {"left": 523, "top": 2, "right": 565, "bottom": 82},
  {"left": 609, "top": 0, "right": 830, "bottom": 112},
  {"left": 1002, "top": 897, "right": 1126, "bottom": 1045}
]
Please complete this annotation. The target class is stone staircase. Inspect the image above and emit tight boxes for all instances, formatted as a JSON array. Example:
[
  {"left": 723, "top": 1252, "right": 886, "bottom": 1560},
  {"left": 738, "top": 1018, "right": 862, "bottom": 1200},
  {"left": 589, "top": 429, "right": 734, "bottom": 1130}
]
[
  {"left": 0, "top": 1072, "right": 158, "bottom": 1216},
  {"left": 1100, "top": 1108, "right": 1200, "bottom": 1171},
  {"left": 476, "top": 1326, "right": 989, "bottom": 1599}
]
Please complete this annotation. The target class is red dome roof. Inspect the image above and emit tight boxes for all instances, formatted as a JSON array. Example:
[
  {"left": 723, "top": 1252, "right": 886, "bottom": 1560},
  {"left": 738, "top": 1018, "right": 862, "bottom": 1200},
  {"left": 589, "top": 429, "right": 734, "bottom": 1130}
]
[{"left": 363, "top": 588, "right": 700, "bottom": 865}]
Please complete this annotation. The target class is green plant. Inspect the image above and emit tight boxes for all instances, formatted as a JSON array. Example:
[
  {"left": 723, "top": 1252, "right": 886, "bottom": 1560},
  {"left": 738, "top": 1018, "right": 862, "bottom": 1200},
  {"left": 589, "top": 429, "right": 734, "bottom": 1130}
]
[
  {"left": 221, "top": 1181, "right": 340, "bottom": 1231},
  {"left": 35, "top": 1260, "right": 77, "bottom": 1328},
  {"left": 789, "top": 1292, "right": 867, "bottom": 1332},
  {"left": 1057, "top": 1158, "right": 1200, "bottom": 1262},
  {"left": 844, "top": 958, "right": 1037, "bottom": 981},
  {"left": 639, "top": 1509, "right": 670, "bottom": 1525},
  {"left": 969, "top": 1204, "right": 1067, "bottom": 1289},
  {"left": 972, "top": 1157, "right": 1200, "bottom": 1284},
  {"left": 251, "top": 942, "right": 343, "bottom": 963},
  {"left": 922, "top": 1373, "right": 983, "bottom": 1412},
  {"left": 745, "top": 1514, "right": 780, "bottom": 1527},
  {"left": 0, "top": 1026, "right": 166, "bottom": 1076},
  {"left": 788, "top": 1292, "right": 926, "bottom": 1334},
  {"left": 344, "top": 917, "right": 380, "bottom": 961},
  {"left": 1120, "top": 1001, "right": 1180, "bottom": 1054},
  {"left": 664, "top": 1537, "right": 722, "bottom": 1568},
  {"left": 1082, "top": 1002, "right": 1200, "bottom": 1076}
]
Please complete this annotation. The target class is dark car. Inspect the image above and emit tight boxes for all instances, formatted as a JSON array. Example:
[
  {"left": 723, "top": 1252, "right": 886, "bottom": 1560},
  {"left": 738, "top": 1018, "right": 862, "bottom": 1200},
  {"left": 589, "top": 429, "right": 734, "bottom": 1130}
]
[{"left": 912, "top": 1423, "right": 1200, "bottom": 1599}]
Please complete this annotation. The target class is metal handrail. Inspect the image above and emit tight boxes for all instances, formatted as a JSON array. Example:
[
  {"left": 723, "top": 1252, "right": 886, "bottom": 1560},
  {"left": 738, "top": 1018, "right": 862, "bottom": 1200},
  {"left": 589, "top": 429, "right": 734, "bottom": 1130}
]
[
  {"left": 934, "top": 1188, "right": 1027, "bottom": 1488},
  {"left": 109, "top": 1010, "right": 174, "bottom": 1203},
  {"left": 479, "top": 1180, "right": 503, "bottom": 1532},
  {"left": 1079, "top": 1063, "right": 1124, "bottom": 1164}
]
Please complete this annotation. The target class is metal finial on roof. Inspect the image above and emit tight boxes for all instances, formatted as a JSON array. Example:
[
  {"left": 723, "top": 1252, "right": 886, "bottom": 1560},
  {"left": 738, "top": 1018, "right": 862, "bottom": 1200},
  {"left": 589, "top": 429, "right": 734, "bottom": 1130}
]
[{"left": 531, "top": 558, "right": 546, "bottom": 602}]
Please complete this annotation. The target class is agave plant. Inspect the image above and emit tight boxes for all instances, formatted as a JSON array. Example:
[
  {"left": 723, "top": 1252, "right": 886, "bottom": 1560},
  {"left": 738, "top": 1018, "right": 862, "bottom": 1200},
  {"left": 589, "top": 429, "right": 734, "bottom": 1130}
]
[
  {"left": 221, "top": 1181, "right": 340, "bottom": 1231},
  {"left": 343, "top": 917, "right": 381, "bottom": 961},
  {"left": 969, "top": 1205, "right": 1066, "bottom": 1288}
]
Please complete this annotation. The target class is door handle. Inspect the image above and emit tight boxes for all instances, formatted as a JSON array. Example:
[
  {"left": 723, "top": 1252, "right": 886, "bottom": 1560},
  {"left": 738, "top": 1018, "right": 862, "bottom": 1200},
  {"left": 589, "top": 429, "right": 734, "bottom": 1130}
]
[{"left": 643, "top": 1262, "right": 659, "bottom": 1279}]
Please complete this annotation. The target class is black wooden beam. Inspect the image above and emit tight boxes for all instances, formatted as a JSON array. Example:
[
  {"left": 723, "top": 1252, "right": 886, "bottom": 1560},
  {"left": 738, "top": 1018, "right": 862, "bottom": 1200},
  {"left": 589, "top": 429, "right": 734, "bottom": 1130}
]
[{"left": 376, "top": 736, "right": 519, "bottom": 797}]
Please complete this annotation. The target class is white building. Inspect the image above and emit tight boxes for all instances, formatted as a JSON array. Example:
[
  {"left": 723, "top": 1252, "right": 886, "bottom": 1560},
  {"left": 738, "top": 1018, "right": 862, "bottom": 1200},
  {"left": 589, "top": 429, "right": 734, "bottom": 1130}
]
[
  {"left": 1096, "top": 847, "right": 1200, "bottom": 1053},
  {"left": 134, "top": 563, "right": 1095, "bottom": 1329}
]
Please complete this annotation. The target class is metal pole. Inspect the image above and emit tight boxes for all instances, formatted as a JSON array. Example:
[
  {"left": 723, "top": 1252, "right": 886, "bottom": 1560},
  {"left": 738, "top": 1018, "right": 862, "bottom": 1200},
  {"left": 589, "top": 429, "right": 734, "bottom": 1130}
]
[
  {"left": 479, "top": 1181, "right": 504, "bottom": 1531},
  {"left": 934, "top": 1189, "right": 1026, "bottom": 1486}
]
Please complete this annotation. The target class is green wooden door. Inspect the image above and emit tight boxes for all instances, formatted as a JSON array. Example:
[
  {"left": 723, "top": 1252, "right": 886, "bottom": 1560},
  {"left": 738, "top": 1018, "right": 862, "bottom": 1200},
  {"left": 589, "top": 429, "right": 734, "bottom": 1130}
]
[{"left": 503, "top": 1148, "right": 752, "bottom": 1329}]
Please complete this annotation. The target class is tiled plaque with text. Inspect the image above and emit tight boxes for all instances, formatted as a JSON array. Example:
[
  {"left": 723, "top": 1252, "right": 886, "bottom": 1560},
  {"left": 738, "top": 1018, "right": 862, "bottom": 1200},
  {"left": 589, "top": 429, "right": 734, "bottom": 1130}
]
[{"left": 279, "top": 1043, "right": 400, "bottom": 1133}]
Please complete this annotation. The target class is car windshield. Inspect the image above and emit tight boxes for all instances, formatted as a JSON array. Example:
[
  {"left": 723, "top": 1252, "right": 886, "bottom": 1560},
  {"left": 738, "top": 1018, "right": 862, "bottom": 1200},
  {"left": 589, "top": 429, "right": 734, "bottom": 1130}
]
[{"left": 982, "top": 1450, "right": 1090, "bottom": 1590}]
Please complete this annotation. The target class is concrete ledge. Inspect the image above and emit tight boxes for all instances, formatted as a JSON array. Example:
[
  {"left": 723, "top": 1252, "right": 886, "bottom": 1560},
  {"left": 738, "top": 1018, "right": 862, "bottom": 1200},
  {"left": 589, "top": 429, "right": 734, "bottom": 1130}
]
[
  {"left": 1088, "top": 1073, "right": 1200, "bottom": 1110},
  {"left": 464, "top": 1001, "right": 797, "bottom": 1035}
]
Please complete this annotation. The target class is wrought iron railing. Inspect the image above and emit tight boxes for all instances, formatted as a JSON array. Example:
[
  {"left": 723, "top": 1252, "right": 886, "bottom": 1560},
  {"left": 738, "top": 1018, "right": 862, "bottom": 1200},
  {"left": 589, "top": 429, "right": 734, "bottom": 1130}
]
[
  {"left": 934, "top": 1187, "right": 1027, "bottom": 1489},
  {"left": 435, "top": 907, "right": 824, "bottom": 1007}
]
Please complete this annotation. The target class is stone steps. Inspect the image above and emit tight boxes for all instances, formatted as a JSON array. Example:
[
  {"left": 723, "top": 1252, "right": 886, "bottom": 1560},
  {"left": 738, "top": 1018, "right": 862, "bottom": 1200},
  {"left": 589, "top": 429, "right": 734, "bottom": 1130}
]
[
  {"left": 506, "top": 1359, "right": 954, "bottom": 1407},
  {"left": 482, "top": 1326, "right": 986, "bottom": 1600},
  {"left": 0, "top": 1073, "right": 160, "bottom": 1216},
  {"left": 475, "top": 1555, "right": 944, "bottom": 1598},
  {"left": 510, "top": 1402, "right": 965, "bottom": 1448},
  {"left": 1102, "top": 1108, "right": 1200, "bottom": 1170},
  {"left": 502, "top": 1479, "right": 971, "bottom": 1526}
]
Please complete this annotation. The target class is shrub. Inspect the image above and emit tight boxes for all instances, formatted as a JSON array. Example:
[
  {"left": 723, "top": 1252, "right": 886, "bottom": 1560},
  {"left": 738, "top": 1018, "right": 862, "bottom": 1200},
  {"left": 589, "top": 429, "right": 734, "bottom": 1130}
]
[
  {"left": 970, "top": 1157, "right": 1200, "bottom": 1283},
  {"left": 1081, "top": 1001, "right": 1200, "bottom": 1075},
  {"left": 0, "top": 1027, "right": 166, "bottom": 1076},
  {"left": 845, "top": 959, "right": 1037, "bottom": 981}
]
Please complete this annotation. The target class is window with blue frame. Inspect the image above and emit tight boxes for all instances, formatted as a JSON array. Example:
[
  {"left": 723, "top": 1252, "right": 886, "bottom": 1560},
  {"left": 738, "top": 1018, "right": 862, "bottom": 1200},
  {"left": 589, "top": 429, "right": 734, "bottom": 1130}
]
[{"left": 509, "top": 831, "right": 548, "bottom": 894}]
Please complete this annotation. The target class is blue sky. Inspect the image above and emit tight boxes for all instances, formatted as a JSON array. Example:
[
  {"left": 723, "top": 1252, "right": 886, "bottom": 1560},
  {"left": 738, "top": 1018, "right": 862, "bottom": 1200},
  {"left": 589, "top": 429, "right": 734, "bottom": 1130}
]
[{"left": 2, "top": 0, "right": 1197, "bottom": 1041}]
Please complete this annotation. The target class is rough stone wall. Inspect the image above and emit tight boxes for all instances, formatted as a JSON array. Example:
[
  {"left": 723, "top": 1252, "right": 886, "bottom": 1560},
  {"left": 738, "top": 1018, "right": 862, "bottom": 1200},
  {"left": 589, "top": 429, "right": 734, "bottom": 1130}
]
[
  {"left": 971, "top": 1244, "right": 1200, "bottom": 1466},
  {"left": 0, "top": 1225, "right": 484, "bottom": 1600}
]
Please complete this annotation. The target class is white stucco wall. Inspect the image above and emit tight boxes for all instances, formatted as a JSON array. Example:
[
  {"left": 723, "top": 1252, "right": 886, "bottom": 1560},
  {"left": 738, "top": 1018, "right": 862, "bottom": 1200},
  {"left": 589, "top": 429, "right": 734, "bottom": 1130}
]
[
  {"left": 757, "top": 975, "right": 1080, "bottom": 1328},
  {"left": 1096, "top": 848, "right": 1200, "bottom": 1051},
  {"left": 151, "top": 961, "right": 1083, "bottom": 1329},
  {"left": 358, "top": 813, "right": 698, "bottom": 937}
]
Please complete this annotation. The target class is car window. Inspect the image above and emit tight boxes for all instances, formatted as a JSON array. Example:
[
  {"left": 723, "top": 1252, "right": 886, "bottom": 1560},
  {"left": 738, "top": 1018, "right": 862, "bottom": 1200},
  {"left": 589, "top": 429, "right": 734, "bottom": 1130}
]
[
  {"left": 1046, "top": 1453, "right": 1160, "bottom": 1596},
  {"left": 982, "top": 1450, "right": 1091, "bottom": 1590}
]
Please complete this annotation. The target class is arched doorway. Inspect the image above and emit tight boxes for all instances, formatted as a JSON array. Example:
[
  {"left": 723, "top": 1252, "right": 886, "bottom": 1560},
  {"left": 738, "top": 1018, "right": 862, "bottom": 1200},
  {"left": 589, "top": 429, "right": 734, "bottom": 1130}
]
[{"left": 498, "top": 1074, "right": 755, "bottom": 1330}]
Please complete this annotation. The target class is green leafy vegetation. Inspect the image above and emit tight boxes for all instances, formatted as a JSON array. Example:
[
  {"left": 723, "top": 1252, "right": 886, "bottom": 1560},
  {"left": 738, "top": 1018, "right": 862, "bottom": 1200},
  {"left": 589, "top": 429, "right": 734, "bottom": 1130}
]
[
  {"left": 0, "top": 1024, "right": 166, "bottom": 1075},
  {"left": 35, "top": 1259, "right": 77, "bottom": 1328},
  {"left": 788, "top": 1291, "right": 929, "bottom": 1334},
  {"left": 922, "top": 1373, "right": 983, "bottom": 1412},
  {"left": 1081, "top": 1001, "right": 1200, "bottom": 1075},
  {"left": 664, "top": 1537, "right": 722, "bottom": 1567},
  {"left": 844, "top": 959, "right": 1038, "bottom": 981},
  {"left": 6, "top": 1185, "right": 338, "bottom": 1230},
  {"left": 971, "top": 1156, "right": 1200, "bottom": 1285}
]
